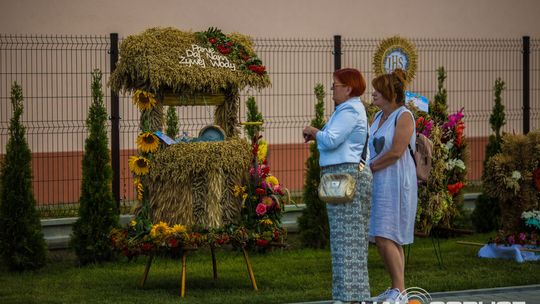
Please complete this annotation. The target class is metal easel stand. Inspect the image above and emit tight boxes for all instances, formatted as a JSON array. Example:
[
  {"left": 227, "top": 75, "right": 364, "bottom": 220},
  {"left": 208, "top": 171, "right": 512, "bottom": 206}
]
[{"left": 138, "top": 246, "right": 258, "bottom": 298}]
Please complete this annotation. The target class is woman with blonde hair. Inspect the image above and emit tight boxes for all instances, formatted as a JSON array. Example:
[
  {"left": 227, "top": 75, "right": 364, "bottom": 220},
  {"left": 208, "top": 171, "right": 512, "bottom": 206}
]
[{"left": 368, "top": 69, "right": 417, "bottom": 304}]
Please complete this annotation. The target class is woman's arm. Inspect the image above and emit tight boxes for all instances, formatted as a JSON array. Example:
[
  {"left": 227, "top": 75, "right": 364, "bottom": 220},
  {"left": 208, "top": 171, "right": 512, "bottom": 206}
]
[
  {"left": 370, "top": 113, "right": 414, "bottom": 173},
  {"left": 315, "top": 107, "right": 357, "bottom": 150}
]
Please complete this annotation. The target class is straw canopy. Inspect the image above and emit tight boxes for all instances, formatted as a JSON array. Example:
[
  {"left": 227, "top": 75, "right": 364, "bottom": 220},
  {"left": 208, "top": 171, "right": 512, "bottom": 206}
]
[{"left": 109, "top": 27, "right": 271, "bottom": 95}]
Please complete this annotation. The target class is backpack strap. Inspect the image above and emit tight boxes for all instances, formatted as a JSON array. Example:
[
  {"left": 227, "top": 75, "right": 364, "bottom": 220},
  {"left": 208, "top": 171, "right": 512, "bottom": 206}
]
[{"left": 393, "top": 108, "right": 417, "bottom": 168}]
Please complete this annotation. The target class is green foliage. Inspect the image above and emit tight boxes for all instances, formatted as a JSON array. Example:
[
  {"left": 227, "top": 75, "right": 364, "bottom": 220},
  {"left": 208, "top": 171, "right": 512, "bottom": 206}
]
[
  {"left": 165, "top": 106, "right": 179, "bottom": 138},
  {"left": 70, "top": 70, "right": 119, "bottom": 265},
  {"left": 244, "top": 96, "right": 264, "bottom": 140},
  {"left": 472, "top": 78, "right": 506, "bottom": 232},
  {"left": 298, "top": 84, "right": 329, "bottom": 248},
  {"left": 430, "top": 66, "right": 448, "bottom": 126},
  {"left": 484, "top": 78, "right": 506, "bottom": 165},
  {"left": 0, "top": 82, "right": 47, "bottom": 271}
]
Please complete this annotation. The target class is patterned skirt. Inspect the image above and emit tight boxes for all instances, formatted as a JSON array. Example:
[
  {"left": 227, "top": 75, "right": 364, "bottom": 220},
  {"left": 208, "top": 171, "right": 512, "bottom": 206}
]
[{"left": 323, "top": 163, "right": 372, "bottom": 302}]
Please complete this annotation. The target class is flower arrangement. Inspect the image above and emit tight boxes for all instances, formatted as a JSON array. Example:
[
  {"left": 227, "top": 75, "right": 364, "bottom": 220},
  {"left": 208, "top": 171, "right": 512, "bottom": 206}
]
[
  {"left": 236, "top": 135, "right": 288, "bottom": 249},
  {"left": 489, "top": 211, "right": 540, "bottom": 247},
  {"left": 110, "top": 221, "right": 251, "bottom": 258},
  {"left": 522, "top": 210, "right": 540, "bottom": 231},
  {"left": 196, "top": 27, "right": 267, "bottom": 75},
  {"left": 406, "top": 76, "right": 468, "bottom": 234}
]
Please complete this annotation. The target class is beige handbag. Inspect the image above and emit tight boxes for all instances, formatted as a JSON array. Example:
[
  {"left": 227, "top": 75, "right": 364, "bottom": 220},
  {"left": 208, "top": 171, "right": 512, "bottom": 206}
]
[
  {"left": 318, "top": 172, "right": 357, "bottom": 203},
  {"left": 318, "top": 135, "right": 369, "bottom": 204}
]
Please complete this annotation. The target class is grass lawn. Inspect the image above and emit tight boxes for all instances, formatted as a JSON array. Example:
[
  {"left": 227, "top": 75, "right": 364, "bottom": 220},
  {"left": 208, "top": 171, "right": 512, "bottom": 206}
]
[{"left": 1, "top": 232, "right": 539, "bottom": 304}]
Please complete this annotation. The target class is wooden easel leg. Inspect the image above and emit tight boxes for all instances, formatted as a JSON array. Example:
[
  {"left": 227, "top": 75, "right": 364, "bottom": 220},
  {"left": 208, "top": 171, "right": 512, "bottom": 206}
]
[
  {"left": 180, "top": 251, "right": 187, "bottom": 297},
  {"left": 211, "top": 246, "right": 218, "bottom": 280},
  {"left": 241, "top": 247, "right": 258, "bottom": 291},
  {"left": 139, "top": 255, "right": 154, "bottom": 288}
]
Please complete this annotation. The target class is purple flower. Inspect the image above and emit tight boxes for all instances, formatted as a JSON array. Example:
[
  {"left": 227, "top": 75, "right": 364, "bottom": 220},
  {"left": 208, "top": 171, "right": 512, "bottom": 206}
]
[
  {"left": 442, "top": 108, "right": 465, "bottom": 130},
  {"left": 519, "top": 232, "right": 527, "bottom": 242},
  {"left": 507, "top": 235, "right": 515, "bottom": 245}
]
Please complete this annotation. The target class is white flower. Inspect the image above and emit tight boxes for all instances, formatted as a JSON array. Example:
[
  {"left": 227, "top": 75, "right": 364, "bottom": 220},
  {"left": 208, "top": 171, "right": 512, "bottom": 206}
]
[
  {"left": 446, "top": 159, "right": 466, "bottom": 171},
  {"left": 511, "top": 170, "right": 522, "bottom": 180},
  {"left": 522, "top": 210, "right": 540, "bottom": 221},
  {"left": 445, "top": 141, "right": 454, "bottom": 151}
]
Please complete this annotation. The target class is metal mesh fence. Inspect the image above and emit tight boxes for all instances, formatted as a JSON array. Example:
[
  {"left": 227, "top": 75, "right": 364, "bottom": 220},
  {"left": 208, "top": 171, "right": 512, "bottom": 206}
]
[{"left": 1, "top": 34, "right": 538, "bottom": 216}]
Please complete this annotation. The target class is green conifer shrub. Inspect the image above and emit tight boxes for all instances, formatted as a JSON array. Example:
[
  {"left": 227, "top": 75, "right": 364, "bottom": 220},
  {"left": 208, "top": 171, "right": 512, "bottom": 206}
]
[
  {"left": 0, "top": 82, "right": 47, "bottom": 271},
  {"left": 297, "top": 84, "right": 329, "bottom": 248},
  {"left": 472, "top": 78, "right": 506, "bottom": 232},
  {"left": 165, "top": 106, "right": 179, "bottom": 138},
  {"left": 70, "top": 70, "right": 119, "bottom": 264}
]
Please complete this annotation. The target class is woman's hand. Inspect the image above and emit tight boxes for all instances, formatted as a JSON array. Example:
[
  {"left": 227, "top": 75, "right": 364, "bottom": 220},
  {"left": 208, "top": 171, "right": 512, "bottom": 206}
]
[{"left": 302, "top": 126, "right": 319, "bottom": 143}]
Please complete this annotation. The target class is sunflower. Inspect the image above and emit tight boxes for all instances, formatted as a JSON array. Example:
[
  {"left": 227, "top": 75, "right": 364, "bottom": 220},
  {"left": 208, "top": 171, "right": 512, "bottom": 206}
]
[
  {"left": 133, "top": 90, "right": 157, "bottom": 111},
  {"left": 129, "top": 155, "right": 150, "bottom": 176},
  {"left": 150, "top": 221, "right": 171, "bottom": 238},
  {"left": 257, "top": 139, "right": 268, "bottom": 162},
  {"left": 171, "top": 224, "right": 187, "bottom": 234},
  {"left": 137, "top": 132, "right": 159, "bottom": 153}
]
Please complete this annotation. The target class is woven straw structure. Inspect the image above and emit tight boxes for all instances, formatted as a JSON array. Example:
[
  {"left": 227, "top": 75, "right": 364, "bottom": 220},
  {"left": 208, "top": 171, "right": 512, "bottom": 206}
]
[{"left": 146, "top": 138, "right": 251, "bottom": 228}]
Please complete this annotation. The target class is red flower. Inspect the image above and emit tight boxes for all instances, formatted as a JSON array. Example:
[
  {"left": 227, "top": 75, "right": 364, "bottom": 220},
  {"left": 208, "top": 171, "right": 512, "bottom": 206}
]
[
  {"left": 273, "top": 229, "right": 280, "bottom": 241},
  {"left": 168, "top": 238, "right": 179, "bottom": 248},
  {"left": 454, "top": 121, "right": 465, "bottom": 147},
  {"left": 533, "top": 167, "right": 540, "bottom": 192},
  {"left": 255, "top": 203, "right": 267, "bottom": 216},
  {"left": 256, "top": 239, "right": 269, "bottom": 247},
  {"left": 448, "top": 182, "right": 464, "bottom": 196},
  {"left": 255, "top": 188, "right": 266, "bottom": 195},
  {"left": 209, "top": 37, "right": 217, "bottom": 44},
  {"left": 262, "top": 166, "right": 270, "bottom": 175},
  {"left": 141, "top": 242, "right": 153, "bottom": 252}
]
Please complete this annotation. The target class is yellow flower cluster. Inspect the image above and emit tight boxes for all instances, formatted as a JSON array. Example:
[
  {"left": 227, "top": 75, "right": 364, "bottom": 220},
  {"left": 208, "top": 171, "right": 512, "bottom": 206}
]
[
  {"left": 134, "top": 178, "right": 144, "bottom": 201},
  {"left": 257, "top": 139, "right": 268, "bottom": 162},
  {"left": 260, "top": 219, "right": 273, "bottom": 226},
  {"left": 149, "top": 221, "right": 187, "bottom": 239},
  {"left": 132, "top": 90, "right": 157, "bottom": 111},
  {"left": 265, "top": 175, "right": 279, "bottom": 187}
]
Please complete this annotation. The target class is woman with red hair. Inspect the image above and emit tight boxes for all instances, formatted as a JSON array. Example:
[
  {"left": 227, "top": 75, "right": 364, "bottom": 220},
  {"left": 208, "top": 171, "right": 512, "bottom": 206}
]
[{"left": 303, "top": 68, "right": 372, "bottom": 303}]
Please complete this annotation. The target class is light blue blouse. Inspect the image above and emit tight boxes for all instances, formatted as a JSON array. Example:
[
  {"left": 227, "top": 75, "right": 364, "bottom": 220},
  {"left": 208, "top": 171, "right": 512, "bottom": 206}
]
[{"left": 316, "top": 96, "right": 369, "bottom": 167}]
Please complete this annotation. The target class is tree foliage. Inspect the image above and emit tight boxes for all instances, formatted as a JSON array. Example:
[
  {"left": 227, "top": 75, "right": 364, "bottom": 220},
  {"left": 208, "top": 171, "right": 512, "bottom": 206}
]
[
  {"left": 70, "top": 70, "right": 119, "bottom": 264},
  {"left": 297, "top": 84, "right": 329, "bottom": 248},
  {"left": 0, "top": 82, "right": 47, "bottom": 271},
  {"left": 472, "top": 78, "right": 506, "bottom": 232}
]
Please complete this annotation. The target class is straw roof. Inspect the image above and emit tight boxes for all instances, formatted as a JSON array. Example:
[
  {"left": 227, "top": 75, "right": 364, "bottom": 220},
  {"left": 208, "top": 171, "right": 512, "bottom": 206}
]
[{"left": 109, "top": 27, "right": 271, "bottom": 95}]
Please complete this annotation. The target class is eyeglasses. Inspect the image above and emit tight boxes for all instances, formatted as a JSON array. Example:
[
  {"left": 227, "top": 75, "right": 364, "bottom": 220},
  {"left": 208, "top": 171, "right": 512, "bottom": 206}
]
[{"left": 331, "top": 83, "right": 347, "bottom": 90}]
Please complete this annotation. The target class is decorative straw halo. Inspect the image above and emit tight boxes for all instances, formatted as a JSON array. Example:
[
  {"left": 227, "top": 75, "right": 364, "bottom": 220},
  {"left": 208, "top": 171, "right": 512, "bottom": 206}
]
[{"left": 373, "top": 36, "right": 417, "bottom": 83}]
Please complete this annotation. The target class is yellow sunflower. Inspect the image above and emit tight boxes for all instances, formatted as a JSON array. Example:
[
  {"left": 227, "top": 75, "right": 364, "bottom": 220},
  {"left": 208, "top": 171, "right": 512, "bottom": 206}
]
[
  {"left": 137, "top": 132, "right": 159, "bottom": 153},
  {"left": 265, "top": 175, "right": 279, "bottom": 187},
  {"left": 129, "top": 155, "right": 150, "bottom": 176},
  {"left": 257, "top": 140, "right": 268, "bottom": 162},
  {"left": 150, "top": 221, "right": 170, "bottom": 238},
  {"left": 171, "top": 224, "right": 187, "bottom": 234},
  {"left": 133, "top": 90, "right": 157, "bottom": 111}
]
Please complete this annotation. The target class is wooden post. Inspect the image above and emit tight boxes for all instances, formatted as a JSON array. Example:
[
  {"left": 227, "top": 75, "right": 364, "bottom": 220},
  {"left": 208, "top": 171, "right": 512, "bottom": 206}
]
[
  {"left": 180, "top": 251, "right": 187, "bottom": 297},
  {"left": 139, "top": 255, "right": 154, "bottom": 287},
  {"left": 211, "top": 246, "right": 218, "bottom": 280},
  {"left": 241, "top": 247, "right": 258, "bottom": 291}
]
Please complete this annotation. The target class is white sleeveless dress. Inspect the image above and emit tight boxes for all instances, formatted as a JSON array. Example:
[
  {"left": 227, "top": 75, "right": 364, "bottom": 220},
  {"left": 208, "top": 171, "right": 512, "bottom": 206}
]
[{"left": 368, "top": 106, "right": 418, "bottom": 245}]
